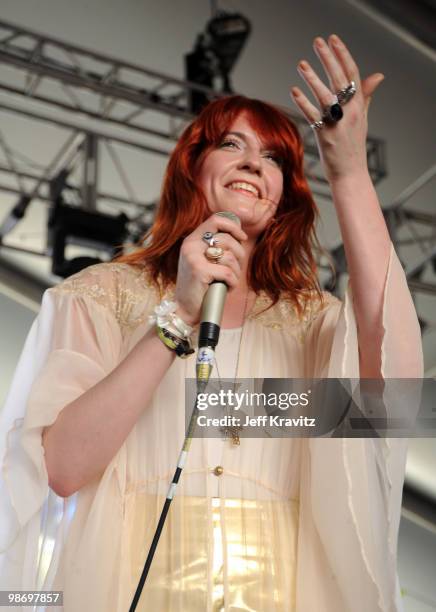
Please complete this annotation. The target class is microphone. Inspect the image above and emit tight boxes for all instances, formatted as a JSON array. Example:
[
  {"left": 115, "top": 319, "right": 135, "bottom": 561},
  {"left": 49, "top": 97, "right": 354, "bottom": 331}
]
[
  {"left": 198, "top": 211, "right": 241, "bottom": 349},
  {"left": 130, "top": 211, "right": 241, "bottom": 609},
  {"left": 196, "top": 211, "right": 241, "bottom": 384}
]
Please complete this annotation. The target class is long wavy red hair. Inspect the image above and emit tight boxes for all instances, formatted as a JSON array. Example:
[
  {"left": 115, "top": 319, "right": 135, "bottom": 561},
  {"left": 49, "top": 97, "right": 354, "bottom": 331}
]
[{"left": 114, "top": 95, "right": 326, "bottom": 316}]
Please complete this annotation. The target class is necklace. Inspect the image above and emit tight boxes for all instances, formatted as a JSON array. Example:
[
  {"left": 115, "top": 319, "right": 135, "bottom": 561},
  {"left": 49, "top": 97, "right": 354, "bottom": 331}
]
[{"left": 213, "top": 288, "right": 251, "bottom": 445}]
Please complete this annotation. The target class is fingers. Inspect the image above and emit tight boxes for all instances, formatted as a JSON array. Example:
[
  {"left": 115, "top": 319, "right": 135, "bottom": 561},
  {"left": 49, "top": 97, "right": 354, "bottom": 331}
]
[
  {"left": 201, "top": 235, "right": 244, "bottom": 288},
  {"left": 176, "top": 214, "right": 249, "bottom": 323},
  {"left": 205, "top": 254, "right": 241, "bottom": 288},
  {"left": 291, "top": 34, "right": 372, "bottom": 134},
  {"left": 213, "top": 232, "right": 246, "bottom": 266},
  {"left": 202, "top": 213, "right": 248, "bottom": 243},
  {"left": 313, "top": 37, "right": 348, "bottom": 92},
  {"left": 362, "top": 73, "right": 384, "bottom": 96},
  {"left": 291, "top": 34, "right": 363, "bottom": 121},
  {"left": 194, "top": 212, "right": 247, "bottom": 269},
  {"left": 328, "top": 35, "right": 361, "bottom": 91},
  {"left": 290, "top": 86, "right": 321, "bottom": 124},
  {"left": 179, "top": 241, "right": 240, "bottom": 291},
  {"left": 181, "top": 212, "right": 248, "bottom": 291},
  {"left": 297, "top": 60, "right": 336, "bottom": 109}
]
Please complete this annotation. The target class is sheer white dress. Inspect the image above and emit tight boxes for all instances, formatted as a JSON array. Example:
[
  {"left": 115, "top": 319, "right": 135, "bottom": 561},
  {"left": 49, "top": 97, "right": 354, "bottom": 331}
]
[{"left": 0, "top": 241, "right": 423, "bottom": 611}]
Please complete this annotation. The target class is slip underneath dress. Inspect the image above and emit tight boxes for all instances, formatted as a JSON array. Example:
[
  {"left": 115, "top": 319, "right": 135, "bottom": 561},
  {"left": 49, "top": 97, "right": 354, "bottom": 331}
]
[{"left": 127, "top": 327, "right": 301, "bottom": 612}]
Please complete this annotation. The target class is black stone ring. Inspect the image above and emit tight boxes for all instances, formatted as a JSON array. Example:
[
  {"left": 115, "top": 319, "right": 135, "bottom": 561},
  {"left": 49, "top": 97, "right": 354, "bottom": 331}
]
[{"left": 322, "top": 100, "right": 344, "bottom": 124}]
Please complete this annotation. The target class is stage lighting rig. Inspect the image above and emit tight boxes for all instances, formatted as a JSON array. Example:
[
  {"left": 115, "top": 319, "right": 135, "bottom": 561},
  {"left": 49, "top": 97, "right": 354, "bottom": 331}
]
[
  {"left": 0, "top": 194, "right": 33, "bottom": 242},
  {"left": 47, "top": 197, "right": 128, "bottom": 278},
  {"left": 47, "top": 168, "right": 128, "bottom": 277},
  {"left": 185, "top": 10, "right": 251, "bottom": 113}
]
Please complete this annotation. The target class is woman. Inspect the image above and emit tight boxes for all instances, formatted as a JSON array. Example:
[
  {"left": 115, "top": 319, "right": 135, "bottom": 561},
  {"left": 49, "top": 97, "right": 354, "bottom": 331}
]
[{"left": 0, "top": 35, "right": 423, "bottom": 611}]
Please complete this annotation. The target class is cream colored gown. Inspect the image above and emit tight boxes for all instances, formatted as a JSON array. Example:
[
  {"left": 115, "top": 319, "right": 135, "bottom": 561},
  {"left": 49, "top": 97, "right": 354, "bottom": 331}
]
[{"left": 0, "top": 241, "right": 423, "bottom": 611}]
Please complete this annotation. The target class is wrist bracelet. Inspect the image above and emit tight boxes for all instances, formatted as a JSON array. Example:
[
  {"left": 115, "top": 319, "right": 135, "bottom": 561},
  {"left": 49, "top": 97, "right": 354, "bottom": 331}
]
[
  {"left": 157, "top": 326, "right": 195, "bottom": 358},
  {"left": 168, "top": 312, "right": 193, "bottom": 339},
  {"left": 149, "top": 299, "right": 194, "bottom": 339}
]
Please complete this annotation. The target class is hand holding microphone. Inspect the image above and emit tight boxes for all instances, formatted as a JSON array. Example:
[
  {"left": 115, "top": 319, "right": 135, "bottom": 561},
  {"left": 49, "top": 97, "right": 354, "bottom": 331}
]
[{"left": 174, "top": 212, "right": 247, "bottom": 329}]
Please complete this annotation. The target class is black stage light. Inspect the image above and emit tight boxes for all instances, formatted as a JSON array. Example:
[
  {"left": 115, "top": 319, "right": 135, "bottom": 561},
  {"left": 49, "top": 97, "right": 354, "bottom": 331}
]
[
  {"left": 185, "top": 34, "right": 215, "bottom": 115},
  {"left": 185, "top": 11, "right": 251, "bottom": 114},
  {"left": 47, "top": 197, "right": 128, "bottom": 278},
  {"left": 207, "top": 11, "right": 251, "bottom": 87}
]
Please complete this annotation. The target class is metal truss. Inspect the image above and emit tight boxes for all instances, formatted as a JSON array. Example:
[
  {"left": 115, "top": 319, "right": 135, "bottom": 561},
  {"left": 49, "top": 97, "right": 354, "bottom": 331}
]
[
  {"left": 0, "top": 18, "right": 434, "bottom": 329},
  {"left": 389, "top": 164, "right": 436, "bottom": 305},
  {"left": 0, "top": 19, "right": 385, "bottom": 179},
  {"left": 327, "top": 163, "right": 436, "bottom": 334},
  {"left": 0, "top": 20, "right": 200, "bottom": 143}
]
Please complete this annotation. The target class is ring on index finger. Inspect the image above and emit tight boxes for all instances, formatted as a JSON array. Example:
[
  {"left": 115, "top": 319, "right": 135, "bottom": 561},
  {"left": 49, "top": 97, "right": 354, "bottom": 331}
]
[
  {"left": 310, "top": 119, "right": 324, "bottom": 131},
  {"left": 202, "top": 231, "right": 218, "bottom": 247}
]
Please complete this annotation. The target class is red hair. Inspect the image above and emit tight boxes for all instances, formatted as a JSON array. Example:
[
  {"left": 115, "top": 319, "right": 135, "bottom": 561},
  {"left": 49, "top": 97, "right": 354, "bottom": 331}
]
[{"left": 114, "top": 95, "right": 326, "bottom": 316}]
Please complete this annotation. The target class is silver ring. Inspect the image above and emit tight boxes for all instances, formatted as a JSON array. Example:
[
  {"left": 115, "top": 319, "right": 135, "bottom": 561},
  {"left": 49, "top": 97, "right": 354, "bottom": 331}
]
[
  {"left": 337, "top": 81, "right": 356, "bottom": 105},
  {"left": 310, "top": 120, "right": 324, "bottom": 131},
  {"left": 202, "top": 231, "right": 216, "bottom": 247}
]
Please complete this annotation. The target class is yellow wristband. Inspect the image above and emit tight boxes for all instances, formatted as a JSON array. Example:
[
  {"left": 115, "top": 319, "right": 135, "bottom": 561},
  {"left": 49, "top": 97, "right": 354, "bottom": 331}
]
[{"left": 156, "top": 326, "right": 195, "bottom": 358}]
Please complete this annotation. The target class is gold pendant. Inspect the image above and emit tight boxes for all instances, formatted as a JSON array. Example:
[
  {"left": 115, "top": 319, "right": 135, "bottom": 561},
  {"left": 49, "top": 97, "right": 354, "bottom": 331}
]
[
  {"left": 228, "top": 424, "right": 242, "bottom": 445},
  {"left": 219, "top": 424, "right": 242, "bottom": 445}
]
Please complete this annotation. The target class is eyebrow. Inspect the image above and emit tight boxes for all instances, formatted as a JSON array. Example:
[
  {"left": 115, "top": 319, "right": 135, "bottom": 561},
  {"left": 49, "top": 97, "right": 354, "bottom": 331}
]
[{"left": 225, "top": 131, "right": 247, "bottom": 139}]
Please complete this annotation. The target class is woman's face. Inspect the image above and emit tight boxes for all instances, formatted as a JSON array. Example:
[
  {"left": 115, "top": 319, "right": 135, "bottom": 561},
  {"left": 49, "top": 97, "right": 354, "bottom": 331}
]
[{"left": 197, "top": 113, "right": 284, "bottom": 236}]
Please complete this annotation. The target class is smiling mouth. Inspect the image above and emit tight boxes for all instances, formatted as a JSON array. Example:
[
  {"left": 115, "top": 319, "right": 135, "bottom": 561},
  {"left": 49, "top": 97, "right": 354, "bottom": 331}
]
[{"left": 226, "top": 182, "right": 261, "bottom": 199}]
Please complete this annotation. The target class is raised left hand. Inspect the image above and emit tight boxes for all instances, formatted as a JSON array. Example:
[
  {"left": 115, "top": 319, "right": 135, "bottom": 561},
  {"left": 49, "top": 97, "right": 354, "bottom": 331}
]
[{"left": 290, "top": 34, "right": 384, "bottom": 183}]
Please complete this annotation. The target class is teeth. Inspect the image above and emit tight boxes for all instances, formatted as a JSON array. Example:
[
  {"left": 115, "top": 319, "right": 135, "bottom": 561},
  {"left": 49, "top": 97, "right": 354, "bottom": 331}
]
[{"left": 227, "top": 182, "right": 259, "bottom": 198}]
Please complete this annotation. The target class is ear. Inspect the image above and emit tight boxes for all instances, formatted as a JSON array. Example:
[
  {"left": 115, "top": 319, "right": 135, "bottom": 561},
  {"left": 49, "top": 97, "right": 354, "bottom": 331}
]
[{"left": 361, "top": 73, "right": 385, "bottom": 113}]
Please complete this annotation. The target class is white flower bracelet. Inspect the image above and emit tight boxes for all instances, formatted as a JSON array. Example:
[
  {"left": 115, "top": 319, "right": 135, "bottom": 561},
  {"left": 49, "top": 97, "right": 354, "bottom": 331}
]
[{"left": 148, "top": 299, "right": 194, "bottom": 339}]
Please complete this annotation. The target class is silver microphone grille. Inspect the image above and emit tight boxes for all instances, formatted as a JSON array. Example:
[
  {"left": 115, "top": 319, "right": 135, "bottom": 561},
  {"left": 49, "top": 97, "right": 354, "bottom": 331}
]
[{"left": 214, "top": 211, "right": 241, "bottom": 226}]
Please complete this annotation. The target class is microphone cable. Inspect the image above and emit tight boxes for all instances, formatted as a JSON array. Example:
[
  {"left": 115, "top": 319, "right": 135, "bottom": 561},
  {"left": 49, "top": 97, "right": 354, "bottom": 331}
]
[{"left": 128, "top": 212, "right": 240, "bottom": 611}]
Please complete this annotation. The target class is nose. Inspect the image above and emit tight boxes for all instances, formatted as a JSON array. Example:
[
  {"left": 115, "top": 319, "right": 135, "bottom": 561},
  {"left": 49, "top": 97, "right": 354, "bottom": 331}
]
[{"left": 238, "top": 149, "right": 262, "bottom": 176}]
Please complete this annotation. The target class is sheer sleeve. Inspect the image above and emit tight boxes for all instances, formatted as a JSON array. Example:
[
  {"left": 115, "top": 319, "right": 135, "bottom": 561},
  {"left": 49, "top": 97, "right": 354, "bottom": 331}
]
[
  {"left": 0, "top": 264, "right": 123, "bottom": 592},
  {"left": 297, "top": 241, "right": 424, "bottom": 612}
]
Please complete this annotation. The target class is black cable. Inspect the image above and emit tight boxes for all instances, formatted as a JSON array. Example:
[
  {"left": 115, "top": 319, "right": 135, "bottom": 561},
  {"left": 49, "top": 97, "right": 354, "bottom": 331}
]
[{"left": 128, "top": 383, "right": 207, "bottom": 611}]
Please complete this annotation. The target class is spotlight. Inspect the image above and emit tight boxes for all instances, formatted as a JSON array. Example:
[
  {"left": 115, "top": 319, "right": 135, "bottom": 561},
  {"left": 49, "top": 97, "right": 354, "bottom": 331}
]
[
  {"left": 185, "top": 11, "right": 251, "bottom": 113},
  {"left": 47, "top": 197, "right": 128, "bottom": 278},
  {"left": 207, "top": 12, "right": 251, "bottom": 83}
]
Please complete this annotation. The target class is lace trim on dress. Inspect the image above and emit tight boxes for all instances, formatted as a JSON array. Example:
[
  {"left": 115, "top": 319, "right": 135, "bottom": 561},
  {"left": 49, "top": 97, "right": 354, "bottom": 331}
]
[
  {"left": 50, "top": 263, "right": 159, "bottom": 337},
  {"left": 50, "top": 262, "right": 341, "bottom": 341},
  {"left": 246, "top": 290, "right": 341, "bottom": 341}
]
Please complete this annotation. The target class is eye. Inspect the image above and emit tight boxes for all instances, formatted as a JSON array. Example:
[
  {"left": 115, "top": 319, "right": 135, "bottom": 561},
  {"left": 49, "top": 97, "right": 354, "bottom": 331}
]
[
  {"left": 263, "top": 152, "right": 283, "bottom": 167},
  {"left": 219, "top": 138, "right": 240, "bottom": 149}
]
